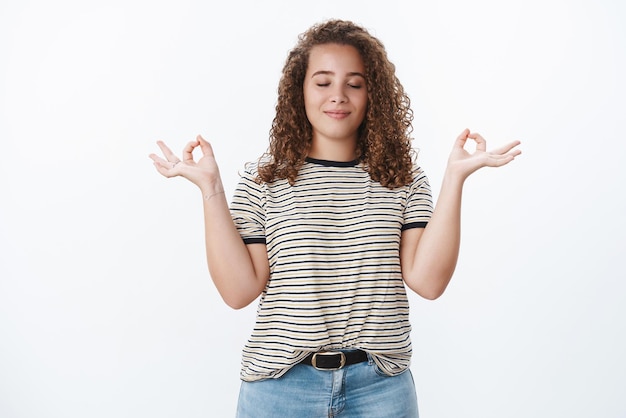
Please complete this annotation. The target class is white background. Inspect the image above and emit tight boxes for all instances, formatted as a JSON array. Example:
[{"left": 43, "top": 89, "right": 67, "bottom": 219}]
[{"left": 1, "top": 0, "right": 625, "bottom": 417}]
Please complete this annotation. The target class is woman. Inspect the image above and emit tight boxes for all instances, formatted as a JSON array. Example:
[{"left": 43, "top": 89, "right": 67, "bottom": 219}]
[{"left": 150, "top": 19, "right": 520, "bottom": 418}]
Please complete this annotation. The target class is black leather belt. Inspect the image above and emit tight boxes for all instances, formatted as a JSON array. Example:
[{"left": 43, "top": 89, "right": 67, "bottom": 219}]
[{"left": 301, "top": 350, "right": 368, "bottom": 370}]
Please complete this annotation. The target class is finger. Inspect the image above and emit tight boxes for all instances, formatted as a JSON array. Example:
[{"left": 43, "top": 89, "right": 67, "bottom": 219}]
[
  {"left": 490, "top": 140, "right": 522, "bottom": 156},
  {"left": 453, "top": 128, "right": 470, "bottom": 148},
  {"left": 152, "top": 160, "right": 178, "bottom": 178},
  {"left": 197, "top": 135, "right": 215, "bottom": 158},
  {"left": 156, "top": 140, "right": 181, "bottom": 163},
  {"left": 148, "top": 153, "right": 168, "bottom": 165},
  {"left": 485, "top": 154, "right": 516, "bottom": 167},
  {"left": 182, "top": 139, "right": 200, "bottom": 163},
  {"left": 150, "top": 149, "right": 182, "bottom": 171},
  {"left": 467, "top": 132, "right": 487, "bottom": 152}
]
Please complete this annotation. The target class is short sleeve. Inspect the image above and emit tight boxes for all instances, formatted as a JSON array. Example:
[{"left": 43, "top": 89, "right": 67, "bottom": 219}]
[
  {"left": 230, "top": 163, "right": 266, "bottom": 244},
  {"left": 402, "top": 166, "right": 434, "bottom": 231}
]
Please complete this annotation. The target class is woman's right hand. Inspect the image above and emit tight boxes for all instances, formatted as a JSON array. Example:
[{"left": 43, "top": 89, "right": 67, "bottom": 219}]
[{"left": 149, "top": 135, "right": 223, "bottom": 192}]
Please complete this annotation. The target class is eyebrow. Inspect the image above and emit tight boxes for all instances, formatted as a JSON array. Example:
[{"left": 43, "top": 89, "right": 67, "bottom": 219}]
[{"left": 310, "top": 70, "right": 366, "bottom": 78}]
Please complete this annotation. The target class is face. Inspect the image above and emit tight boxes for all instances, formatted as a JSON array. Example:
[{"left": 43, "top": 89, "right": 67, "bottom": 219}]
[{"left": 303, "top": 43, "right": 368, "bottom": 154}]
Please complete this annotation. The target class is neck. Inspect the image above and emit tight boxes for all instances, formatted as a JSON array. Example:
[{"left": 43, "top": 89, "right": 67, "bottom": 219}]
[{"left": 308, "top": 137, "right": 357, "bottom": 162}]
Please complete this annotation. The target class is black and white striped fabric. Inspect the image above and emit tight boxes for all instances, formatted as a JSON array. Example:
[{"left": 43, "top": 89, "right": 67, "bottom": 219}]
[{"left": 230, "top": 157, "right": 433, "bottom": 381}]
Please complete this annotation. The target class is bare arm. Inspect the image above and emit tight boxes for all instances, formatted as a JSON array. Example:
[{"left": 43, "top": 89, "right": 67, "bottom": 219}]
[
  {"left": 149, "top": 135, "right": 269, "bottom": 309},
  {"left": 401, "top": 129, "right": 521, "bottom": 300}
]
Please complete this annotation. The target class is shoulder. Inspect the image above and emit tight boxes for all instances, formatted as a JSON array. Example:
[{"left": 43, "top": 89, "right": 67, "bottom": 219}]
[
  {"left": 409, "top": 163, "right": 430, "bottom": 189},
  {"left": 239, "top": 155, "right": 271, "bottom": 182},
  {"left": 241, "top": 160, "right": 260, "bottom": 178}
]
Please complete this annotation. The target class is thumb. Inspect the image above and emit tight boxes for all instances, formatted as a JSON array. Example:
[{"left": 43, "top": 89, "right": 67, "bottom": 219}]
[
  {"left": 197, "top": 135, "right": 215, "bottom": 158},
  {"left": 453, "top": 128, "right": 470, "bottom": 149}
]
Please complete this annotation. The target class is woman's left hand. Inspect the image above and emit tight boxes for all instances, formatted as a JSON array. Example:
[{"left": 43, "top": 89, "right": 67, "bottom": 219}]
[{"left": 447, "top": 128, "right": 521, "bottom": 180}]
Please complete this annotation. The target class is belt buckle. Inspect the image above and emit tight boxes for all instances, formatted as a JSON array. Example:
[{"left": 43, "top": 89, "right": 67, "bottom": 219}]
[{"left": 311, "top": 351, "right": 346, "bottom": 371}]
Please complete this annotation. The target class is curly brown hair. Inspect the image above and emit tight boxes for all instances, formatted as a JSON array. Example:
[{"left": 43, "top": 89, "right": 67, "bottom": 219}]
[{"left": 257, "top": 19, "right": 415, "bottom": 189}]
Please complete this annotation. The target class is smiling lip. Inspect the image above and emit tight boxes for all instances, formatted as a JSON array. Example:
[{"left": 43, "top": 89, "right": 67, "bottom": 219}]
[{"left": 324, "top": 110, "right": 350, "bottom": 120}]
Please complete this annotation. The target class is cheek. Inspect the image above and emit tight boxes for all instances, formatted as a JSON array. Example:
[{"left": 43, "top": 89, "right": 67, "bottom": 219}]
[
  {"left": 304, "top": 94, "right": 327, "bottom": 119},
  {"left": 303, "top": 93, "right": 319, "bottom": 122},
  {"left": 303, "top": 95, "right": 315, "bottom": 118},
  {"left": 303, "top": 86, "right": 317, "bottom": 108},
  {"left": 361, "top": 90, "right": 367, "bottom": 108},
  {"left": 353, "top": 90, "right": 367, "bottom": 107},
  {"left": 356, "top": 94, "right": 368, "bottom": 119}
]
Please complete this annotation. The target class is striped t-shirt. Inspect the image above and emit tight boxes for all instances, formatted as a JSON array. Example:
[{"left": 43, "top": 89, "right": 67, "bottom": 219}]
[{"left": 230, "top": 157, "right": 433, "bottom": 381}]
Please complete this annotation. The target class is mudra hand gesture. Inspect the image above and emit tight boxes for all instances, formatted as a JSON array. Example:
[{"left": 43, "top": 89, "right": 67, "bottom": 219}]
[
  {"left": 448, "top": 128, "right": 521, "bottom": 180},
  {"left": 149, "top": 135, "right": 223, "bottom": 193}
]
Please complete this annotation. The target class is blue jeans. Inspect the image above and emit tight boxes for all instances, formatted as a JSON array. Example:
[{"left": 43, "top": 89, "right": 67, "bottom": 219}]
[{"left": 236, "top": 353, "right": 419, "bottom": 417}]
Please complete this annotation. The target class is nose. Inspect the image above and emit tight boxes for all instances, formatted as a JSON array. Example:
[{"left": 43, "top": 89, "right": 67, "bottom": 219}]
[{"left": 330, "top": 86, "right": 348, "bottom": 104}]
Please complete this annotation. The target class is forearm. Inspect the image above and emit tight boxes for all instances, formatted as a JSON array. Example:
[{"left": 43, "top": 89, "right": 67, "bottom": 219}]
[
  {"left": 402, "top": 129, "right": 521, "bottom": 299},
  {"left": 405, "top": 171, "right": 464, "bottom": 299},
  {"left": 150, "top": 136, "right": 269, "bottom": 308},
  {"left": 201, "top": 184, "right": 267, "bottom": 308}
]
